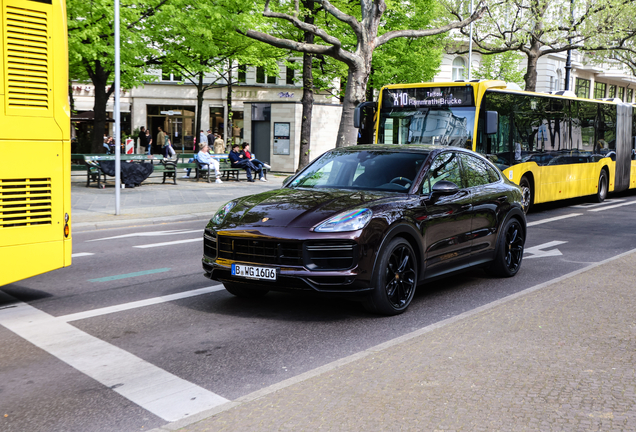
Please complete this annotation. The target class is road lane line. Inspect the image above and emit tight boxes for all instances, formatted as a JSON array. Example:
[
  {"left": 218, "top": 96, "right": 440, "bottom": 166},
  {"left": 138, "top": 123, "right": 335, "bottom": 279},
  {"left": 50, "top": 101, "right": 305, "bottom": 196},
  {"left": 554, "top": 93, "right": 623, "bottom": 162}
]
[
  {"left": 134, "top": 238, "right": 202, "bottom": 249},
  {"left": 59, "top": 285, "right": 225, "bottom": 322},
  {"left": 588, "top": 200, "right": 636, "bottom": 212},
  {"left": 571, "top": 199, "right": 625, "bottom": 209},
  {"left": 88, "top": 268, "right": 171, "bottom": 283},
  {"left": 0, "top": 291, "right": 229, "bottom": 422},
  {"left": 527, "top": 213, "right": 583, "bottom": 227},
  {"left": 71, "top": 252, "right": 94, "bottom": 258},
  {"left": 87, "top": 229, "right": 202, "bottom": 242}
]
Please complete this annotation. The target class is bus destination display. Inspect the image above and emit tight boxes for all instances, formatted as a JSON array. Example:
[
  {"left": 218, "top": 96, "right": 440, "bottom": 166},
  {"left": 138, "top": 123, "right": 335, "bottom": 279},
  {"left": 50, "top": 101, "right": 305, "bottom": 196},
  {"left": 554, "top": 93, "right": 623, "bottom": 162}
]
[{"left": 382, "top": 87, "right": 475, "bottom": 109}]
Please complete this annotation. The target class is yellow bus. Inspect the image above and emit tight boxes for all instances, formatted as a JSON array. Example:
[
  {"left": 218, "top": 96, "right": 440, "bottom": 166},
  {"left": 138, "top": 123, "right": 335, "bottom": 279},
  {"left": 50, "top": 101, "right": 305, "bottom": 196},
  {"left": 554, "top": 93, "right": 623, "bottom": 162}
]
[
  {"left": 357, "top": 80, "right": 635, "bottom": 213},
  {"left": 1, "top": 0, "right": 71, "bottom": 285}
]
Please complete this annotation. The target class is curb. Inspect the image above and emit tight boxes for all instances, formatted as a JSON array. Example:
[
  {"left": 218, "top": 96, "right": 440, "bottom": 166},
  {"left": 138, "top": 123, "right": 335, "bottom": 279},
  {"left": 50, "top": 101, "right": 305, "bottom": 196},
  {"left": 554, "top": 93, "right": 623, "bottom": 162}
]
[{"left": 71, "top": 212, "right": 213, "bottom": 232}]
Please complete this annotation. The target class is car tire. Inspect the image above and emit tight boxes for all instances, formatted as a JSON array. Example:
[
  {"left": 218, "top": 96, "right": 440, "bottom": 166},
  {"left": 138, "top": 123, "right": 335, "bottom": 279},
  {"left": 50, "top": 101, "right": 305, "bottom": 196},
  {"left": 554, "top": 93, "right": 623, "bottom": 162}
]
[
  {"left": 594, "top": 170, "right": 608, "bottom": 203},
  {"left": 519, "top": 176, "right": 533, "bottom": 214},
  {"left": 364, "top": 237, "right": 418, "bottom": 316},
  {"left": 223, "top": 283, "right": 269, "bottom": 298},
  {"left": 487, "top": 217, "right": 525, "bottom": 278}
]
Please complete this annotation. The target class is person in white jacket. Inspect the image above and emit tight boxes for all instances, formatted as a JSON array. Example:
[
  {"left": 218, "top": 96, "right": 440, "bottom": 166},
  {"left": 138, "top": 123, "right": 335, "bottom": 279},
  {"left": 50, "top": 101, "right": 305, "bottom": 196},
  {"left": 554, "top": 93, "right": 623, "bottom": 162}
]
[{"left": 197, "top": 144, "right": 222, "bottom": 183}]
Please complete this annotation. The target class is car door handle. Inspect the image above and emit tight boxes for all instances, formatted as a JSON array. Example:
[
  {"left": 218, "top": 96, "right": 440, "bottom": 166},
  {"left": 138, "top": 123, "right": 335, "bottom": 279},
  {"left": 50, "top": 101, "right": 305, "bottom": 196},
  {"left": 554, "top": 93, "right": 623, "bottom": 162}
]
[
  {"left": 460, "top": 204, "right": 472, "bottom": 211},
  {"left": 496, "top": 196, "right": 507, "bottom": 203}
]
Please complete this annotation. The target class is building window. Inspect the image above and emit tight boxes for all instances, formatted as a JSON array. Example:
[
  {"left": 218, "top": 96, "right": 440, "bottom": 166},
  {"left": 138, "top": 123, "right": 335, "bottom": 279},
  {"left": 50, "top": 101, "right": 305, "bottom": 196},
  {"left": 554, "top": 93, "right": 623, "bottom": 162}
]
[
  {"left": 452, "top": 57, "right": 466, "bottom": 81},
  {"left": 608, "top": 85, "right": 616, "bottom": 98},
  {"left": 628, "top": 88, "right": 634, "bottom": 103},
  {"left": 556, "top": 70, "right": 563, "bottom": 91},
  {"left": 256, "top": 66, "right": 277, "bottom": 84},
  {"left": 238, "top": 65, "right": 246, "bottom": 83},
  {"left": 161, "top": 72, "right": 181, "bottom": 82},
  {"left": 256, "top": 66, "right": 265, "bottom": 84},
  {"left": 618, "top": 86, "right": 625, "bottom": 101},
  {"left": 594, "top": 82, "right": 606, "bottom": 99},
  {"left": 575, "top": 78, "right": 590, "bottom": 99},
  {"left": 286, "top": 62, "right": 295, "bottom": 85}
]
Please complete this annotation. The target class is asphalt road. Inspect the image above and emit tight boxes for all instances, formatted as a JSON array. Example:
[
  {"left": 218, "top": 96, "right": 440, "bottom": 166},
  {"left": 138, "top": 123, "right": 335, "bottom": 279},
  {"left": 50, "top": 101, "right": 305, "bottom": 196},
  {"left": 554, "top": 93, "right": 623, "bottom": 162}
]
[{"left": 2, "top": 191, "right": 636, "bottom": 432}]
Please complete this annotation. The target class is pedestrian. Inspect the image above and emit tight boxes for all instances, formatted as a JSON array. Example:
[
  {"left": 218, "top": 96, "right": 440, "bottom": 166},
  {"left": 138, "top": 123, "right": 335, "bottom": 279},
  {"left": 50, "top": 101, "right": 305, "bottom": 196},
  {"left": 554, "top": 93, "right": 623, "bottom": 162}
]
[
  {"left": 229, "top": 143, "right": 265, "bottom": 182},
  {"left": 190, "top": 144, "right": 223, "bottom": 183},
  {"left": 207, "top": 129, "right": 214, "bottom": 147},
  {"left": 156, "top": 127, "right": 166, "bottom": 154},
  {"left": 138, "top": 126, "right": 149, "bottom": 154},
  {"left": 241, "top": 142, "right": 271, "bottom": 170},
  {"left": 199, "top": 130, "right": 208, "bottom": 146},
  {"left": 145, "top": 129, "right": 153, "bottom": 154},
  {"left": 213, "top": 133, "right": 225, "bottom": 154}
]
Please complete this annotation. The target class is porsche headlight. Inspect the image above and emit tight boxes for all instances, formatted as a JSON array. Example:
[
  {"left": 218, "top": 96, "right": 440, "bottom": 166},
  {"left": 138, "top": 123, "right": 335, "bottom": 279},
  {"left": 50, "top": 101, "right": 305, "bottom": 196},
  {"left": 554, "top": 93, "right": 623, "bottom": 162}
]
[
  {"left": 315, "top": 208, "right": 373, "bottom": 232},
  {"left": 211, "top": 201, "right": 237, "bottom": 226}
]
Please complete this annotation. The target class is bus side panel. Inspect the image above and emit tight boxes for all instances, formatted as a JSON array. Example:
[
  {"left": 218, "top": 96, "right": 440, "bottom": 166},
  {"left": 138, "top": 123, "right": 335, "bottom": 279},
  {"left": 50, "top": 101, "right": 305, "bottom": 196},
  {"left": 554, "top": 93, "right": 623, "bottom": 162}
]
[
  {"left": 631, "top": 160, "right": 636, "bottom": 190},
  {"left": 0, "top": 241, "right": 64, "bottom": 286}
]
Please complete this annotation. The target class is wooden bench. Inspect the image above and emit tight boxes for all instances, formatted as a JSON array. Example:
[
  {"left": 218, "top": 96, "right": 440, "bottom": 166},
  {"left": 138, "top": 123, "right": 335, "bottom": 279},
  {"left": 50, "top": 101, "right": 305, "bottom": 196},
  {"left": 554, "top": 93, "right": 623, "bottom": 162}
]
[
  {"left": 176, "top": 153, "right": 231, "bottom": 183},
  {"left": 72, "top": 154, "right": 176, "bottom": 188},
  {"left": 220, "top": 158, "right": 268, "bottom": 181}
]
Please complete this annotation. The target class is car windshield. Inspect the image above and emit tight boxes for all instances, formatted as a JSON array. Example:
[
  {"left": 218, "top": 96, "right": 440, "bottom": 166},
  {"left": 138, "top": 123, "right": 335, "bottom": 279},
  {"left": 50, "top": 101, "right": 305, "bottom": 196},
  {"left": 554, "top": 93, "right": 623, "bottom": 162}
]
[{"left": 288, "top": 150, "right": 429, "bottom": 192}]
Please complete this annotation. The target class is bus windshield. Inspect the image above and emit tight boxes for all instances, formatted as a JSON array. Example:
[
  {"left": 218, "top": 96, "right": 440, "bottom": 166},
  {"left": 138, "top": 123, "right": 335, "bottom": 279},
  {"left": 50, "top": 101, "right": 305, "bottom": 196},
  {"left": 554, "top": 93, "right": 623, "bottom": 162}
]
[
  {"left": 377, "top": 86, "right": 476, "bottom": 147},
  {"left": 378, "top": 107, "right": 476, "bottom": 147}
]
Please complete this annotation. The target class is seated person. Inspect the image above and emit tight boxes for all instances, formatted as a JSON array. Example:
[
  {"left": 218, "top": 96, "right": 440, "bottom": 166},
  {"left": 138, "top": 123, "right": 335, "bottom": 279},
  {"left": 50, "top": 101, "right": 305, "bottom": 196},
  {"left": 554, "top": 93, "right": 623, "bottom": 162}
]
[
  {"left": 183, "top": 144, "right": 223, "bottom": 183},
  {"left": 229, "top": 143, "right": 265, "bottom": 182},
  {"left": 241, "top": 142, "right": 271, "bottom": 170}
]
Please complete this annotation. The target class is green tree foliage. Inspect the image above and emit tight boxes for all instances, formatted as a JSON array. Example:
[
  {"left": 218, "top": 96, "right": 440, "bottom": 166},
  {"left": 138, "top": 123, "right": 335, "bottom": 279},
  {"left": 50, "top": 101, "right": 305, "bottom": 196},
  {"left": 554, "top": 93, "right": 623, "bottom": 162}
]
[
  {"left": 67, "top": 0, "right": 167, "bottom": 153},
  {"left": 473, "top": 52, "right": 526, "bottom": 87}
]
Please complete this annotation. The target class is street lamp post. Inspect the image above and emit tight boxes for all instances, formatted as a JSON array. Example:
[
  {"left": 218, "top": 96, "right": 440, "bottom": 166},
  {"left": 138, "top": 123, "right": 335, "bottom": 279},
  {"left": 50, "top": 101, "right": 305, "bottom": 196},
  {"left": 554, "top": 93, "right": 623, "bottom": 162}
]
[
  {"left": 564, "top": 0, "right": 574, "bottom": 91},
  {"left": 114, "top": 0, "right": 121, "bottom": 214},
  {"left": 468, "top": 0, "right": 474, "bottom": 80}
]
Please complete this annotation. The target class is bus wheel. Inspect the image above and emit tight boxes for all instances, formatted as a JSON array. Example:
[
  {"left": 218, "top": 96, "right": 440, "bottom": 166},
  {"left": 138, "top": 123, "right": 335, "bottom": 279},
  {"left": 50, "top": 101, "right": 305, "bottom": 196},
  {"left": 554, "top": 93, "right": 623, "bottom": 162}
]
[
  {"left": 519, "top": 176, "right": 533, "bottom": 214},
  {"left": 594, "top": 170, "right": 608, "bottom": 203}
]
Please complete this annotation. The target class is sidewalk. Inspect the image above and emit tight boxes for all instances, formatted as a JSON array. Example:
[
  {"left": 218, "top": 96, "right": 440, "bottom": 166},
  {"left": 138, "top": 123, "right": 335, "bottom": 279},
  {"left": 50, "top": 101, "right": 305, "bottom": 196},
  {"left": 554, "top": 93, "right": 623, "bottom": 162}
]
[
  {"left": 157, "top": 250, "right": 636, "bottom": 432},
  {"left": 70, "top": 173, "right": 286, "bottom": 230}
]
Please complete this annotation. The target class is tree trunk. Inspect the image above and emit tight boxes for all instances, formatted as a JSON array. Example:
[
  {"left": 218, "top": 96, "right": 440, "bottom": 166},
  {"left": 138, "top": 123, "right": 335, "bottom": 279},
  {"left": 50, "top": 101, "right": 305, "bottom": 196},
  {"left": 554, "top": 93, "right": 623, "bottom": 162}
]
[
  {"left": 523, "top": 40, "right": 542, "bottom": 92},
  {"left": 298, "top": 0, "right": 315, "bottom": 171},
  {"left": 335, "top": 66, "right": 368, "bottom": 148},
  {"left": 195, "top": 72, "right": 204, "bottom": 149},
  {"left": 90, "top": 62, "right": 113, "bottom": 154},
  {"left": 226, "top": 59, "right": 233, "bottom": 149}
]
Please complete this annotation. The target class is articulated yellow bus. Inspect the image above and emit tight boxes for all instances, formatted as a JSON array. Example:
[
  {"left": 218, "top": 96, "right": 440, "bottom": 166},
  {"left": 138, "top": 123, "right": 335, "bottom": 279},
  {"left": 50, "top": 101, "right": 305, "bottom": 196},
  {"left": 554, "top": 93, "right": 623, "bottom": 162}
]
[
  {"left": 1, "top": 0, "right": 71, "bottom": 285},
  {"left": 359, "top": 80, "right": 635, "bottom": 212}
]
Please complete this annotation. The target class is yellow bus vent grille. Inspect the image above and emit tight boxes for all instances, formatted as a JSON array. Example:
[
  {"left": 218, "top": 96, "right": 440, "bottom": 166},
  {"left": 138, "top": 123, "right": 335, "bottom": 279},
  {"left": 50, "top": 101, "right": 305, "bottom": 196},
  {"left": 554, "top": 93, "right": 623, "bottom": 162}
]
[
  {"left": 0, "top": 178, "right": 52, "bottom": 228},
  {"left": 5, "top": 6, "right": 49, "bottom": 110}
]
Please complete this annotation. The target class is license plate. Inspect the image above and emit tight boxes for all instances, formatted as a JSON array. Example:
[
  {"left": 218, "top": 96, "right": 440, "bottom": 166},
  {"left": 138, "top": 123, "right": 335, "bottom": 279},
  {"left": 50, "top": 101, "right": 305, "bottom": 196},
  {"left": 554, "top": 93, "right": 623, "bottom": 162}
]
[{"left": 231, "top": 263, "right": 277, "bottom": 281}]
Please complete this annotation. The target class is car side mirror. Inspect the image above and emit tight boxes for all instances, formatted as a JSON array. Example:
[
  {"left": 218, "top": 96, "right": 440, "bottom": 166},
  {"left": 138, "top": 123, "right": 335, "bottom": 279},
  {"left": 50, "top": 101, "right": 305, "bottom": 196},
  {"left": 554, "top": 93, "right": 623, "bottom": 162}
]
[
  {"left": 485, "top": 111, "right": 498, "bottom": 135},
  {"left": 431, "top": 181, "right": 460, "bottom": 195}
]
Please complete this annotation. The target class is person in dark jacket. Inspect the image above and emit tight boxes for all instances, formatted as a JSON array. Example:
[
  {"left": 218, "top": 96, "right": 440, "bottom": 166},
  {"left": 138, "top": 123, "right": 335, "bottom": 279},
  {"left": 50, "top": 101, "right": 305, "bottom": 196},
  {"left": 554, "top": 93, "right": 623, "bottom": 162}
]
[
  {"left": 228, "top": 143, "right": 264, "bottom": 182},
  {"left": 138, "top": 126, "right": 149, "bottom": 154}
]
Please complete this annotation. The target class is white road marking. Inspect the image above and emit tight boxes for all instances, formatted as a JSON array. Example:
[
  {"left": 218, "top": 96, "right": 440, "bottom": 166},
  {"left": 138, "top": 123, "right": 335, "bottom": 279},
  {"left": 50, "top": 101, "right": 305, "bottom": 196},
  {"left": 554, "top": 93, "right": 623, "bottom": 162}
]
[
  {"left": 71, "top": 252, "right": 94, "bottom": 258},
  {"left": 571, "top": 199, "right": 625, "bottom": 209},
  {"left": 59, "top": 285, "right": 225, "bottom": 322},
  {"left": 524, "top": 240, "right": 567, "bottom": 259},
  {"left": 588, "top": 200, "right": 636, "bottom": 212},
  {"left": 527, "top": 213, "right": 583, "bottom": 227},
  {"left": 0, "top": 291, "right": 229, "bottom": 422},
  {"left": 87, "top": 229, "right": 202, "bottom": 242},
  {"left": 134, "top": 238, "right": 202, "bottom": 249}
]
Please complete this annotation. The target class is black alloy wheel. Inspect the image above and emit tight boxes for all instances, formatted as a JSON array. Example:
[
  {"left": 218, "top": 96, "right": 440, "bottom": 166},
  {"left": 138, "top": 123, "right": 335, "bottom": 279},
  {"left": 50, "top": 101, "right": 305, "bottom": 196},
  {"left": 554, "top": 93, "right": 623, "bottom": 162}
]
[
  {"left": 519, "top": 176, "right": 533, "bottom": 214},
  {"left": 488, "top": 218, "right": 525, "bottom": 277},
  {"left": 364, "top": 237, "right": 418, "bottom": 315},
  {"left": 594, "top": 170, "right": 608, "bottom": 203},
  {"left": 224, "top": 283, "right": 269, "bottom": 298}
]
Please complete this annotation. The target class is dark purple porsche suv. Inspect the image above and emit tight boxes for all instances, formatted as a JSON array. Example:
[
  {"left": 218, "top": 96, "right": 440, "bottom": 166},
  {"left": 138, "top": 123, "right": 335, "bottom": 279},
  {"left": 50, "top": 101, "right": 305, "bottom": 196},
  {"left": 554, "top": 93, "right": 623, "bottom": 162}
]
[{"left": 202, "top": 145, "right": 526, "bottom": 315}]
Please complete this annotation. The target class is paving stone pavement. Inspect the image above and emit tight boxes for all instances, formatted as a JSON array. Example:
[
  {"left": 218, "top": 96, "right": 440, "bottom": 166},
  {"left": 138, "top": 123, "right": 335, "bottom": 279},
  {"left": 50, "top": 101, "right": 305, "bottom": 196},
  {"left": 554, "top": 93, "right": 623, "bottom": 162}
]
[
  {"left": 70, "top": 173, "right": 286, "bottom": 230},
  {"left": 161, "top": 251, "right": 636, "bottom": 432}
]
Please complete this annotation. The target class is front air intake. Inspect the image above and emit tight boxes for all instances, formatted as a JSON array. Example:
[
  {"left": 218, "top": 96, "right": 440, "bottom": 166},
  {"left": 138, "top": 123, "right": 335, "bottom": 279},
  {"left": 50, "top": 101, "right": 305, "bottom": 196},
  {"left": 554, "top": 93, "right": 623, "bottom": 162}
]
[{"left": 0, "top": 178, "right": 52, "bottom": 227}]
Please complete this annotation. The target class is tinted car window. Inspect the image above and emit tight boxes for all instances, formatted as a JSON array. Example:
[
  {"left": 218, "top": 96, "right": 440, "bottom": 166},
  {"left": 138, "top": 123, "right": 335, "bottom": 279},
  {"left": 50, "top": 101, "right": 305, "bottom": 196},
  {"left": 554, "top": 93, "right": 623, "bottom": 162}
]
[
  {"left": 460, "top": 153, "right": 498, "bottom": 187},
  {"left": 421, "top": 152, "right": 463, "bottom": 194},
  {"left": 290, "top": 150, "right": 429, "bottom": 192}
]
